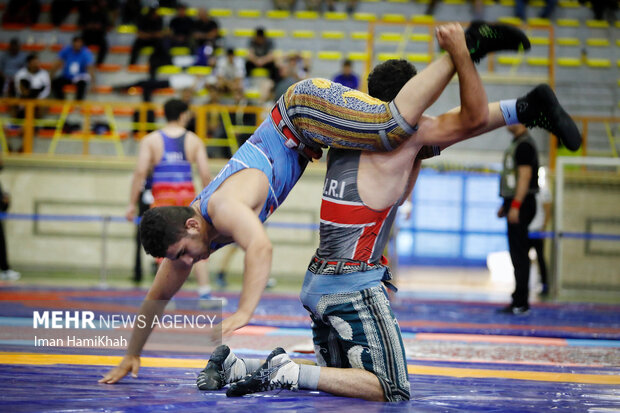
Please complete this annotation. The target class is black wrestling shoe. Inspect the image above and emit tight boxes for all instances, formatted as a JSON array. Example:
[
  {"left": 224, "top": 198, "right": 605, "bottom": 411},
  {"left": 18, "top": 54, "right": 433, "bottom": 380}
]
[
  {"left": 497, "top": 304, "right": 530, "bottom": 315},
  {"left": 465, "top": 21, "right": 531, "bottom": 63},
  {"left": 197, "top": 344, "right": 232, "bottom": 390},
  {"left": 226, "top": 347, "right": 299, "bottom": 397},
  {"left": 516, "top": 84, "right": 582, "bottom": 151}
]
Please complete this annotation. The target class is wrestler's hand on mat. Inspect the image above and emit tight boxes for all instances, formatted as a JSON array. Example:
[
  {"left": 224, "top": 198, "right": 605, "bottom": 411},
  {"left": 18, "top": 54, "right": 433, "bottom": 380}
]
[
  {"left": 220, "top": 311, "right": 251, "bottom": 338},
  {"left": 98, "top": 355, "right": 140, "bottom": 384},
  {"left": 125, "top": 204, "right": 136, "bottom": 222},
  {"left": 507, "top": 207, "right": 520, "bottom": 224},
  {"left": 436, "top": 23, "right": 467, "bottom": 55}
]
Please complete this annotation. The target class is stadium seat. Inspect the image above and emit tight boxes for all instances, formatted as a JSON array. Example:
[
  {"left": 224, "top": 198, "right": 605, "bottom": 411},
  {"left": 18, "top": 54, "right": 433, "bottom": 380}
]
[
  {"left": 187, "top": 66, "right": 212, "bottom": 75},
  {"left": 497, "top": 16, "right": 522, "bottom": 25},
  {"left": 411, "top": 15, "right": 434, "bottom": 23},
  {"left": 32, "top": 23, "right": 54, "bottom": 31},
  {"left": 382, "top": 14, "right": 406, "bottom": 23},
  {"left": 237, "top": 9, "right": 261, "bottom": 18},
  {"left": 22, "top": 44, "right": 46, "bottom": 52},
  {"left": 322, "top": 31, "right": 346, "bottom": 40},
  {"left": 530, "top": 37, "right": 551, "bottom": 46},
  {"left": 557, "top": 18, "right": 580, "bottom": 27},
  {"left": 127, "top": 64, "right": 148, "bottom": 73},
  {"left": 50, "top": 44, "right": 64, "bottom": 52},
  {"left": 110, "top": 45, "right": 132, "bottom": 54},
  {"left": 408, "top": 53, "right": 432, "bottom": 63},
  {"left": 293, "top": 30, "right": 316, "bottom": 39},
  {"left": 170, "top": 47, "right": 191, "bottom": 56},
  {"left": 586, "top": 38, "right": 611, "bottom": 47},
  {"left": 157, "top": 7, "right": 176, "bottom": 16},
  {"left": 210, "top": 9, "right": 232, "bottom": 18},
  {"left": 527, "top": 17, "right": 551, "bottom": 26},
  {"left": 557, "top": 57, "right": 581, "bottom": 67},
  {"left": 117, "top": 25, "right": 137, "bottom": 34},
  {"left": 318, "top": 51, "right": 343, "bottom": 60},
  {"left": 350, "top": 32, "right": 370, "bottom": 41},
  {"left": 378, "top": 53, "right": 403, "bottom": 61},
  {"left": 266, "top": 30, "right": 286, "bottom": 38},
  {"left": 527, "top": 57, "right": 550, "bottom": 66},
  {"left": 379, "top": 33, "right": 405, "bottom": 42},
  {"left": 348, "top": 52, "right": 368, "bottom": 61},
  {"left": 266, "top": 10, "right": 290, "bottom": 19},
  {"left": 324, "top": 12, "right": 347, "bottom": 21},
  {"left": 59, "top": 24, "right": 78, "bottom": 32},
  {"left": 586, "top": 20, "right": 609, "bottom": 28},
  {"left": 295, "top": 11, "right": 319, "bottom": 19},
  {"left": 352, "top": 13, "right": 376, "bottom": 22},
  {"left": 557, "top": 38, "right": 580, "bottom": 46},
  {"left": 97, "top": 64, "right": 121, "bottom": 72},
  {"left": 234, "top": 28, "right": 254, "bottom": 37},
  {"left": 497, "top": 55, "right": 524, "bottom": 65},
  {"left": 411, "top": 33, "right": 431, "bottom": 42},
  {"left": 586, "top": 58, "right": 612, "bottom": 68},
  {"left": 250, "top": 68, "right": 270, "bottom": 77},
  {"left": 157, "top": 65, "right": 182, "bottom": 75}
]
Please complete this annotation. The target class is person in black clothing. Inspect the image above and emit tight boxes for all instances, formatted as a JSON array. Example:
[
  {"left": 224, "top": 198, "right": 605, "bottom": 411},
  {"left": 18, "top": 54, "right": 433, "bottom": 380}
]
[
  {"left": 2, "top": 0, "right": 40, "bottom": 25},
  {"left": 129, "top": 7, "right": 164, "bottom": 65},
  {"left": 50, "top": 0, "right": 74, "bottom": 27},
  {"left": 245, "top": 27, "right": 280, "bottom": 83},
  {"left": 193, "top": 8, "right": 219, "bottom": 48},
  {"left": 497, "top": 123, "right": 540, "bottom": 315},
  {"left": 121, "top": 0, "right": 142, "bottom": 24},
  {"left": 79, "top": 0, "right": 111, "bottom": 66},
  {"left": 133, "top": 176, "right": 153, "bottom": 285},
  {"left": 169, "top": 4, "right": 195, "bottom": 47}
]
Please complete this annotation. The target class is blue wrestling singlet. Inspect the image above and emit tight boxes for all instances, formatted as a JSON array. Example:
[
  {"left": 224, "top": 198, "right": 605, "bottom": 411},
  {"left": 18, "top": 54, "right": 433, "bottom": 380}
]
[{"left": 193, "top": 118, "right": 308, "bottom": 252}]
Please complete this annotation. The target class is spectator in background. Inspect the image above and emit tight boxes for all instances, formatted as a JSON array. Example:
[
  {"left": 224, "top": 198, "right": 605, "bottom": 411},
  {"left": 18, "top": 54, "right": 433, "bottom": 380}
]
[
  {"left": 133, "top": 175, "right": 153, "bottom": 286},
  {"left": 169, "top": 4, "right": 195, "bottom": 48},
  {"left": 273, "top": 0, "right": 295, "bottom": 11},
  {"left": 246, "top": 27, "right": 279, "bottom": 83},
  {"left": 0, "top": 38, "right": 27, "bottom": 97},
  {"left": 273, "top": 53, "right": 308, "bottom": 101},
  {"left": 14, "top": 54, "right": 50, "bottom": 99},
  {"left": 79, "top": 0, "right": 111, "bottom": 66},
  {"left": 211, "top": 48, "right": 245, "bottom": 104},
  {"left": 193, "top": 8, "right": 219, "bottom": 48},
  {"left": 121, "top": 0, "right": 142, "bottom": 25},
  {"left": 497, "top": 123, "right": 540, "bottom": 315},
  {"left": 515, "top": 0, "right": 556, "bottom": 20},
  {"left": 332, "top": 59, "right": 359, "bottom": 90},
  {"left": 2, "top": 0, "right": 40, "bottom": 25},
  {"left": 582, "top": 0, "right": 617, "bottom": 20},
  {"left": 129, "top": 7, "right": 164, "bottom": 65},
  {"left": 426, "top": 0, "right": 484, "bottom": 19},
  {"left": 50, "top": 0, "right": 74, "bottom": 27},
  {"left": 50, "top": 35, "right": 96, "bottom": 101}
]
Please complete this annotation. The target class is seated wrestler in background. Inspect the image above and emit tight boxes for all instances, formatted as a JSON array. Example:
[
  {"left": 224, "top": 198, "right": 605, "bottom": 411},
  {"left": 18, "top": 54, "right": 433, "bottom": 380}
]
[{"left": 195, "top": 25, "right": 581, "bottom": 402}]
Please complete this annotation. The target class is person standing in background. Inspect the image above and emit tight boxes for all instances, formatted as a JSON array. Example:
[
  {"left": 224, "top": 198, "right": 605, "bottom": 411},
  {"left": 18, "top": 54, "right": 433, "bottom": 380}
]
[
  {"left": 125, "top": 99, "right": 221, "bottom": 303},
  {"left": 528, "top": 169, "right": 552, "bottom": 296},
  {"left": 0, "top": 154, "right": 20, "bottom": 281},
  {"left": 332, "top": 59, "right": 359, "bottom": 90},
  {"left": 497, "top": 123, "right": 540, "bottom": 315}
]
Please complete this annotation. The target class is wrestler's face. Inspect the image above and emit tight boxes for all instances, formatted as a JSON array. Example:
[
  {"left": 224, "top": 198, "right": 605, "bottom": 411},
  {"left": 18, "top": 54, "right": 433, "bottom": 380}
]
[{"left": 165, "top": 220, "right": 211, "bottom": 266}]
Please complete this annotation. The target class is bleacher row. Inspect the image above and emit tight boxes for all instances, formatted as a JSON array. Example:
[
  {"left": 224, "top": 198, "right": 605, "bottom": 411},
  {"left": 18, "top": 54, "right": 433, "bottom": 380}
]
[{"left": 1, "top": 0, "right": 618, "bottom": 156}]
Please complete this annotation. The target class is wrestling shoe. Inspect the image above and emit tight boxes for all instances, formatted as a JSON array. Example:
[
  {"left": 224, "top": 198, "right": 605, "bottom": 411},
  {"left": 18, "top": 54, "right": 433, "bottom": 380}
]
[
  {"left": 497, "top": 304, "right": 530, "bottom": 315},
  {"left": 226, "top": 347, "right": 299, "bottom": 397},
  {"left": 516, "top": 84, "right": 582, "bottom": 151},
  {"left": 197, "top": 344, "right": 245, "bottom": 390},
  {"left": 465, "top": 21, "right": 531, "bottom": 63}
]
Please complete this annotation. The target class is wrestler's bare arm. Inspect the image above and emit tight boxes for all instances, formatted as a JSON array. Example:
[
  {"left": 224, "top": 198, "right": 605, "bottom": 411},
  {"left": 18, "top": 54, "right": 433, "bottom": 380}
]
[
  {"left": 125, "top": 135, "right": 155, "bottom": 221},
  {"left": 186, "top": 131, "right": 211, "bottom": 187},
  {"left": 99, "top": 258, "right": 192, "bottom": 384},
  {"left": 208, "top": 194, "right": 272, "bottom": 336}
]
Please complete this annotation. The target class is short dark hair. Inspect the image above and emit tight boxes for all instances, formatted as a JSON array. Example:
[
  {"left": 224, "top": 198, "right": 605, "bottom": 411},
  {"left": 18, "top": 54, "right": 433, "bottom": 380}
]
[
  {"left": 139, "top": 206, "right": 196, "bottom": 258},
  {"left": 26, "top": 54, "right": 38, "bottom": 64},
  {"left": 163, "top": 98, "right": 189, "bottom": 122},
  {"left": 342, "top": 59, "right": 352, "bottom": 67},
  {"left": 367, "top": 59, "right": 417, "bottom": 102},
  {"left": 255, "top": 27, "right": 265, "bottom": 37}
]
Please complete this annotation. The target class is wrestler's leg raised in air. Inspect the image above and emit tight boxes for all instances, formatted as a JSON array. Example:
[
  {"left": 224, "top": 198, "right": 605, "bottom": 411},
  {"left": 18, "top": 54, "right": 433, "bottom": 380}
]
[{"left": 281, "top": 21, "right": 531, "bottom": 153}]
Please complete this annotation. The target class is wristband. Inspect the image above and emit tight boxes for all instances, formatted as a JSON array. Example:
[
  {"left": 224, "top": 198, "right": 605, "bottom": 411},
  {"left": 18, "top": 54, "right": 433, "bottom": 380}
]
[{"left": 511, "top": 199, "right": 522, "bottom": 210}]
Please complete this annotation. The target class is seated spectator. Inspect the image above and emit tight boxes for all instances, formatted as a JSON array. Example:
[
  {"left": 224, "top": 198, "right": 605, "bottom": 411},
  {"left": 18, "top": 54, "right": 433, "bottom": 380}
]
[
  {"left": 169, "top": 4, "right": 195, "bottom": 47},
  {"left": 193, "top": 8, "right": 219, "bottom": 48},
  {"left": 50, "top": 0, "right": 74, "bottom": 27},
  {"left": 273, "top": 53, "right": 308, "bottom": 101},
  {"left": 121, "top": 0, "right": 142, "bottom": 25},
  {"left": 0, "top": 38, "right": 27, "bottom": 97},
  {"left": 79, "top": 0, "right": 111, "bottom": 66},
  {"left": 129, "top": 7, "right": 164, "bottom": 65},
  {"left": 332, "top": 59, "right": 359, "bottom": 90},
  {"left": 515, "top": 0, "right": 555, "bottom": 20},
  {"left": 246, "top": 27, "right": 279, "bottom": 83},
  {"left": 273, "top": 0, "right": 295, "bottom": 11},
  {"left": 581, "top": 0, "right": 617, "bottom": 20},
  {"left": 101, "top": 0, "right": 120, "bottom": 25},
  {"left": 158, "top": 0, "right": 178, "bottom": 7},
  {"left": 50, "top": 36, "right": 96, "bottom": 101},
  {"left": 210, "top": 48, "right": 245, "bottom": 104},
  {"left": 2, "top": 0, "right": 40, "bottom": 25},
  {"left": 14, "top": 54, "right": 50, "bottom": 99}
]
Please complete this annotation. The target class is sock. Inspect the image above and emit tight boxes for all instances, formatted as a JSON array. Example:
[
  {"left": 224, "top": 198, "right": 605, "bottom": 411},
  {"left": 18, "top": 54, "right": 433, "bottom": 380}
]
[
  {"left": 499, "top": 99, "right": 519, "bottom": 126},
  {"left": 198, "top": 286, "right": 212, "bottom": 297},
  {"left": 224, "top": 350, "right": 260, "bottom": 383},
  {"left": 298, "top": 364, "right": 321, "bottom": 390},
  {"left": 241, "top": 358, "right": 263, "bottom": 375}
]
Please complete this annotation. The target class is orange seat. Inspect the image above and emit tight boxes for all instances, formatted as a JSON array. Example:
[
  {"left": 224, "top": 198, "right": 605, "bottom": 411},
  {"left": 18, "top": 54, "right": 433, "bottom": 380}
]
[
  {"left": 81, "top": 106, "right": 105, "bottom": 115},
  {"left": 50, "top": 44, "right": 64, "bottom": 52},
  {"left": 94, "top": 85, "right": 112, "bottom": 94},
  {"left": 38, "top": 129, "right": 56, "bottom": 138},
  {"left": 40, "top": 62, "right": 54, "bottom": 70},
  {"left": 154, "top": 88, "right": 175, "bottom": 96},
  {"left": 22, "top": 43, "right": 46, "bottom": 52},
  {"left": 113, "top": 107, "right": 136, "bottom": 116},
  {"left": 97, "top": 63, "right": 121, "bottom": 72},
  {"left": 88, "top": 45, "right": 100, "bottom": 53},
  {"left": 49, "top": 105, "right": 74, "bottom": 115},
  {"left": 59, "top": 24, "right": 78, "bottom": 32},
  {"left": 4, "top": 127, "right": 23, "bottom": 137},
  {"left": 1, "top": 23, "right": 27, "bottom": 31},
  {"left": 0, "top": 105, "right": 7, "bottom": 114},
  {"left": 0, "top": 43, "right": 7, "bottom": 51},
  {"left": 32, "top": 23, "right": 54, "bottom": 31},
  {"left": 128, "top": 64, "right": 148, "bottom": 73},
  {"left": 110, "top": 45, "right": 132, "bottom": 54}
]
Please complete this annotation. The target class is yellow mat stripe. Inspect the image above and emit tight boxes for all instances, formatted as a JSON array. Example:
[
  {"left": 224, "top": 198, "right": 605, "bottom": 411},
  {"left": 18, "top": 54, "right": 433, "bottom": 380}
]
[
  {"left": 1, "top": 353, "right": 618, "bottom": 385},
  {"left": 408, "top": 365, "right": 620, "bottom": 385}
]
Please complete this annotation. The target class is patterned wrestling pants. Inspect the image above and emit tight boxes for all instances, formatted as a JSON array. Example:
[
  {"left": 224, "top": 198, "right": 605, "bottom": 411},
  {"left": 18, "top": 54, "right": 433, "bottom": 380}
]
[{"left": 301, "top": 284, "right": 410, "bottom": 402}]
